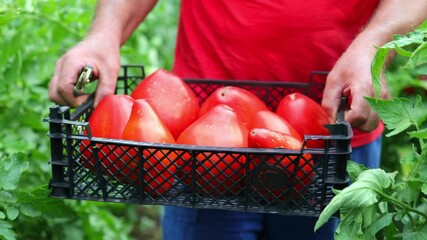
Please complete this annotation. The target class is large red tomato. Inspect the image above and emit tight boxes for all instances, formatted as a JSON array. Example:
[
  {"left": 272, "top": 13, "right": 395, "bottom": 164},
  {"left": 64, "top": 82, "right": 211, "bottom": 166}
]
[
  {"left": 177, "top": 104, "right": 248, "bottom": 194},
  {"left": 80, "top": 94, "right": 134, "bottom": 179},
  {"left": 121, "top": 99, "right": 177, "bottom": 196},
  {"left": 251, "top": 110, "right": 302, "bottom": 141},
  {"left": 248, "top": 128, "right": 314, "bottom": 199},
  {"left": 130, "top": 69, "right": 200, "bottom": 139},
  {"left": 275, "top": 93, "right": 331, "bottom": 148},
  {"left": 198, "top": 86, "right": 268, "bottom": 129}
]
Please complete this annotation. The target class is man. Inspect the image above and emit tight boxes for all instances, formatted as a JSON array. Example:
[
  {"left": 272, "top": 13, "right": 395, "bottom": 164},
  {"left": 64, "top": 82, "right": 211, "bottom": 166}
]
[{"left": 48, "top": 0, "right": 427, "bottom": 239}]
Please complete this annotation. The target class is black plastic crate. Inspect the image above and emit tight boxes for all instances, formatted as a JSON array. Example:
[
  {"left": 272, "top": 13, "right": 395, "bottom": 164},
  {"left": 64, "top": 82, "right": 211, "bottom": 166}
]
[{"left": 45, "top": 65, "right": 352, "bottom": 217}]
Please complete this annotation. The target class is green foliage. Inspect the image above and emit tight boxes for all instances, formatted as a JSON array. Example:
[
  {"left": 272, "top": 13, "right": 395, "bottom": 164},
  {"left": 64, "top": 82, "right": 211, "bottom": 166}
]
[
  {"left": 0, "top": 0, "right": 179, "bottom": 239},
  {"left": 365, "top": 96, "right": 427, "bottom": 137},
  {"left": 316, "top": 20, "right": 427, "bottom": 239}
]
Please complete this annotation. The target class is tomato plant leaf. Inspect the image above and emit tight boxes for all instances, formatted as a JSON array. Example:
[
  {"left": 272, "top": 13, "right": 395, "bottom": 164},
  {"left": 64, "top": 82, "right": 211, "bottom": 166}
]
[
  {"left": 408, "top": 128, "right": 427, "bottom": 139},
  {"left": 19, "top": 204, "right": 41, "bottom": 218},
  {"left": 371, "top": 48, "right": 389, "bottom": 97},
  {"left": 364, "top": 212, "right": 395, "bottom": 238},
  {"left": 6, "top": 207, "right": 18, "bottom": 221},
  {"left": 397, "top": 224, "right": 427, "bottom": 240},
  {"left": 315, "top": 169, "right": 395, "bottom": 231},
  {"left": 0, "top": 153, "right": 29, "bottom": 191},
  {"left": 416, "top": 19, "right": 427, "bottom": 33},
  {"left": 405, "top": 42, "right": 427, "bottom": 70},
  {"left": 347, "top": 160, "right": 369, "bottom": 183},
  {"left": 335, "top": 208, "right": 365, "bottom": 240},
  {"left": 394, "top": 42, "right": 412, "bottom": 58},
  {"left": 364, "top": 96, "right": 427, "bottom": 137},
  {"left": 0, "top": 191, "right": 16, "bottom": 203},
  {"left": 0, "top": 9, "right": 19, "bottom": 28},
  {"left": 400, "top": 147, "right": 420, "bottom": 178},
  {"left": 0, "top": 220, "right": 16, "bottom": 240},
  {"left": 371, "top": 30, "right": 425, "bottom": 97},
  {"left": 422, "top": 183, "right": 427, "bottom": 195}
]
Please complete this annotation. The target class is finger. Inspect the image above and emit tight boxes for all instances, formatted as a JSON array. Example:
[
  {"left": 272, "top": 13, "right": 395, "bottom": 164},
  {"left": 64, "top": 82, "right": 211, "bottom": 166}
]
[
  {"left": 49, "top": 60, "right": 70, "bottom": 106},
  {"left": 344, "top": 93, "right": 378, "bottom": 131},
  {"left": 56, "top": 62, "right": 93, "bottom": 107},
  {"left": 48, "top": 61, "right": 64, "bottom": 105},
  {"left": 321, "top": 79, "right": 343, "bottom": 123},
  {"left": 356, "top": 111, "right": 380, "bottom": 132},
  {"left": 93, "top": 66, "right": 119, "bottom": 107}
]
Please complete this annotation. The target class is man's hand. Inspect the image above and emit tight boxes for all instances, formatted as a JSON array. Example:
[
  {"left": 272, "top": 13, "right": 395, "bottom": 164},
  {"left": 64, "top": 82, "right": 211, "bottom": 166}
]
[
  {"left": 48, "top": 35, "right": 121, "bottom": 107},
  {"left": 322, "top": 0, "right": 427, "bottom": 132},
  {"left": 48, "top": 0, "right": 159, "bottom": 108},
  {"left": 321, "top": 40, "right": 391, "bottom": 132}
]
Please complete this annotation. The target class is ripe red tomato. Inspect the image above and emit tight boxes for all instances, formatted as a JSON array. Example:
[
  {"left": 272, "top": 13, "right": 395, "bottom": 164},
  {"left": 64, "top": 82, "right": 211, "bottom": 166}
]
[
  {"left": 177, "top": 104, "right": 248, "bottom": 194},
  {"left": 248, "top": 128, "right": 314, "bottom": 199},
  {"left": 251, "top": 110, "right": 302, "bottom": 141},
  {"left": 80, "top": 94, "right": 134, "bottom": 179},
  {"left": 121, "top": 99, "right": 177, "bottom": 196},
  {"left": 130, "top": 69, "right": 200, "bottom": 139},
  {"left": 198, "top": 86, "right": 268, "bottom": 129},
  {"left": 275, "top": 93, "right": 331, "bottom": 148}
]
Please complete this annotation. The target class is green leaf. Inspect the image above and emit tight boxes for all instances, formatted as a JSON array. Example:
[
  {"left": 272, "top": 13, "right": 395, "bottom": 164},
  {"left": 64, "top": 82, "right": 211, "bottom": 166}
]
[
  {"left": 0, "top": 10, "right": 20, "bottom": 28},
  {"left": 384, "top": 31, "right": 425, "bottom": 49},
  {"left": 335, "top": 209, "right": 364, "bottom": 240},
  {"left": 400, "top": 147, "right": 420, "bottom": 178},
  {"left": 364, "top": 212, "right": 394, "bottom": 238},
  {"left": 422, "top": 183, "right": 427, "bottom": 195},
  {"left": 398, "top": 223, "right": 427, "bottom": 240},
  {"left": 364, "top": 96, "right": 427, "bottom": 137},
  {"left": 17, "top": 186, "right": 75, "bottom": 219},
  {"left": 361, "top": 205, "right": 378, "bottom": 229},
  {"left": 19, "top": 204, "right": 41, "bottom": 218},
  {"left": 415, "top": 19, "right": 427, "bottom": 33},
  {"left": 347, "top": 160, "right": 369, "bottom": 183},
  {"left": 0, "top": 211, "right": 5, "bottom": 220},
  {"left": 315, "top": 169, "right": 394, "bottom": 231},
  {"left": 405, "top": 42, "right": 427, "bottom": 70},
  {"left": 394, "top": 42, "right": 413, "bottom": 58},
  {"left": 408, "top": 128, "right": 427, "bottom": 139},
  {"left": 0, "top": 191, "right": 16, "bottom": 203},
  {"left": 371, "top": 30, "right": 425, "bottom": 97},
  {"left": 6, "top": 207, "right": 18, "bottom": 221},
  {"left": 0, "top": 153, "right": 29, "bottom": 191},
  {"left": 371, "top": 48, "right": 390, "bottom": 97},
  {"left": 413, "top": 63, "right": 427, "bottom": 75},
  {"left": 0, "top": 220, "right": 16, "bottom": 240}
]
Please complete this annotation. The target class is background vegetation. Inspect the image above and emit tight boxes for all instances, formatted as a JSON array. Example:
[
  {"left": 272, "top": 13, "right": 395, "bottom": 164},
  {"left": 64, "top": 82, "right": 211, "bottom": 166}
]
[
  {"left": 0, "top": 1, "right": 178, "bottom": 239},
  {"left": 0, "top": 1, "right": 425, "bottom": 239}
]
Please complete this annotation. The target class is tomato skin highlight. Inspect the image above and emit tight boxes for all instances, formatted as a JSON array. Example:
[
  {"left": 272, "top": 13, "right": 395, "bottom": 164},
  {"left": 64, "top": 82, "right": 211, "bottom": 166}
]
[
  {"left": 275, "top": 93, "right": 331, "bottom": 148},
  {"left": 131, "top": 69, "right": 200, "bottom": 139},
  {"left": 80, "top": 94, "right": 134, "bottom": 179},
  {"left": 198, "top": 86, "right": 268, "bottom": 129},
  {"left": 251, "top": 110, "right": 302, "bottom": 142},
  {"left": 121, "top": 99, "right": 177, "bottom": 196},
  {"left": 248, "top": 128, "right": 314, "bottom": 199},
  {"left": 177, "top": 104, "right": 248, "bottom": 194}
]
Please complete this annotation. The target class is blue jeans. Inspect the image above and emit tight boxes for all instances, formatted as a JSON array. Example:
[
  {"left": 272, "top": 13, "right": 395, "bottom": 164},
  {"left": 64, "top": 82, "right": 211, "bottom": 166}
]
[{"left": 162, "top": 136, "right": 382, "bottom": 240}]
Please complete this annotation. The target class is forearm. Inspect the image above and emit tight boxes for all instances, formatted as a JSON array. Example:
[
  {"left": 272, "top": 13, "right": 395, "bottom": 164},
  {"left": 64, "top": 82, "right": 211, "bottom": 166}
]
[
  {"left": 87, "top": 0, "right": 158, "bottom": 46},
  {"left": 352, "top": 0, "right": 427, "bottom": 53}
]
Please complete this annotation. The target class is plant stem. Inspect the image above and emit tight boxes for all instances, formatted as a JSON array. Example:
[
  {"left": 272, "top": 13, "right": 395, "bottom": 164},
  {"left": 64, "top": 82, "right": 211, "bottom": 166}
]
[
  {"left": 376, "top": 189, "right": 427, "bottom": 220},
  {"left": 414, "top": 123, "right": 426, "bottom": 154}
]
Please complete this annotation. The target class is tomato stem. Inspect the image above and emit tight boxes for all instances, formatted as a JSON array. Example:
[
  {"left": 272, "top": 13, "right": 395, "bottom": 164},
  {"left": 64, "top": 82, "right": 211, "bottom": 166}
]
[{"left": 376, "top": 189, "right": 427, "bottom": 220}]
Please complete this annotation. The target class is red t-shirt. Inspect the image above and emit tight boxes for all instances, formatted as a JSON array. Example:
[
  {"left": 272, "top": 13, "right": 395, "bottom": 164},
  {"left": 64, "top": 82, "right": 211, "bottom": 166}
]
[{"left": 172, "top": 0, "right": 383, "bottom": 147}]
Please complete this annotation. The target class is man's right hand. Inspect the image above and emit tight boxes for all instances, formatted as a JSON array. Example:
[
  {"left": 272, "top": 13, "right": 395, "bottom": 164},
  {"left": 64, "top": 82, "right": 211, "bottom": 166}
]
[{"left": 48, "top": 35, "right": 121, "bottom": 107}]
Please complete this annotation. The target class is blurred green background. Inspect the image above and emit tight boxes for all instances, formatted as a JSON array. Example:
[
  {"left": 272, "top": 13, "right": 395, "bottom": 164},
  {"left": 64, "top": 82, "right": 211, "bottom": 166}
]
[
  {"left": 0, "top": 1, "right": 178, "bottom": 239},
  {"left": 0, "top": 1, "right": 425, "bottom": 239}
]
